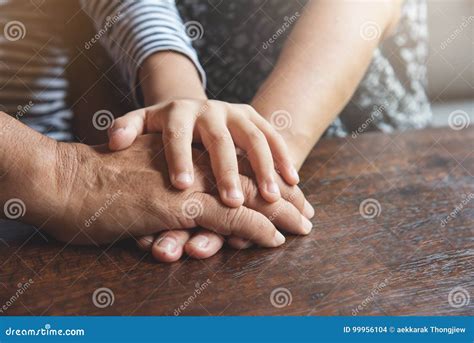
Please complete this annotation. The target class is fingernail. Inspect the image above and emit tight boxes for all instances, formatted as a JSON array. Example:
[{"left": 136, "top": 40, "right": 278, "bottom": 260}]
[
  {"left": 110, "top": 126, "right": 125, "bottom": 135},
  {"left": 142, "top": 237, "right": 154, "bottom": 245},
  {"left": 175, "top": 172, "right": 193, "bottom": 185},
  {"left": 267, "top": 181, "right": 280, "bottom": 195},
  {"left": 303, "top": 200, "right": 315, "bottom": 219},
  {"left": 194, "top": 236, "right": 209, "bottom": 249},
  {"left": 273, "top": 231, "right": 285, "bottom": 246},
  {"left": 227, "top": 188, "right": 243, "bottom": 200},
  {"left": 302, "top": 216, "right": 313, "bottom": 234},
  {"left": 158, "top": 237, "right": 177, "bottom": 254},
  {"left": 290, "top": 166, "right": 300, "bottom": 183}
]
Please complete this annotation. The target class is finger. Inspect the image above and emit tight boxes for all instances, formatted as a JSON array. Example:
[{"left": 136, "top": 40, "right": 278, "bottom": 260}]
[
  {"left": 249, "top": 111, "right": 300, "bottom": 185},
  {"left": 241, "top": 177, "right": 313, "bottom": 235},
  {"left": 151, "top": 230, "right": 191, "bottom": 263},
  {"left": 198, "top": 121, "right": 244, "bottom": 207},
  {"left": 303, "top": 199, "right": 315, "bottom": 219},
  {"left": 276, "top": 178, "right": 314, "bottom": 219},
  {"left": 184, "top": 230, "right": 224, "bottom": 259},
  {"left": 228, "top": 119, "right": 281, "bottom": 203},
  {"left": 238, "top": 158, "right": 314, "bottom": 219},
  {"left": 162, "top": 112, "right": 196, "bottom": 189},
  {"left": 108, "top": 109, "right": 147, "bottom": 151},
  {"left": 227, "top": 236, "right": 253, "bottom": 249},
  {"left": 195, "top": 194, "right": 285, "bottom": 247},
  {"left": 137, "top": 235, "right": 154, "bottom": 251}
]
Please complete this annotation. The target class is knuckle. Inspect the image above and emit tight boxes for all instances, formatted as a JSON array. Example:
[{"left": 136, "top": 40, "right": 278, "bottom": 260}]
[
  {"left": 166, "top": 99, "right": 195, "bottom": 113},
  {"left": 166, "top": 99, "right": 182, "bottom": 111},
  {"left": 163, "top": 126, "right": 187, "bottom": 140},
  {"left": 240, "top": 176, "right": 258, "bottom": 199},
  {"left": 240, "top": 104, "right": 256, "bottom": 116},
  {"left": 167, "top": 99, "right": 193, "bottom": 110},
  {"left": 217, "top": 166, "right": 238, "bottom": 182},
  {"left": 207, "top": 129, "right": 231, "bottom": 143},
  {"left": 246, "top": 128, "right": 265, "bottom": 142},
  {"left": 203, "top": 100, "right": 220, "bottom": 113},
  {"left": 196, "top": 100, "right": 211, "bottom": 117},
  {"left": 284, "top": 185, "right": 304, "bottom": 206},
  {"left": 223, "top": 206, "right": 250, "bottom": 234}
]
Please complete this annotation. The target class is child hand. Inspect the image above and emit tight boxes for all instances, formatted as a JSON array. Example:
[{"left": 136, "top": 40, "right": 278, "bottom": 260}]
[{"left": 107, "top": 99, "right": 300, "bottom": 207}]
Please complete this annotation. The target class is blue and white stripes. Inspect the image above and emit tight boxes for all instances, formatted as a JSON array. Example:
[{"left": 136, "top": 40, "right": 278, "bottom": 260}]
[
  {"left": 0, "top": 0, "right": 204, "bottom": 141},
  {"left": 80, "top": 0, "right": 206, "bottom": 106}
]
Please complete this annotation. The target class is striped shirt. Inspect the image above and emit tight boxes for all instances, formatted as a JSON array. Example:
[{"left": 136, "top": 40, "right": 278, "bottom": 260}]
[{"left": 0, "top": 0, "right": 204, "bottom": 141}]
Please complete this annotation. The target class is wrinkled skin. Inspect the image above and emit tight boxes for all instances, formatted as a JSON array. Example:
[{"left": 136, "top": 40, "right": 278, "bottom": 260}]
[{"left": 43, "top": 134, "right": 311, "bottom": 250}]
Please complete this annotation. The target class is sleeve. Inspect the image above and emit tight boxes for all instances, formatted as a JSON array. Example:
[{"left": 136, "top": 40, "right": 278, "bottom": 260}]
[{"left": 80, "top": 0, "right": 206, "bottom": 106}]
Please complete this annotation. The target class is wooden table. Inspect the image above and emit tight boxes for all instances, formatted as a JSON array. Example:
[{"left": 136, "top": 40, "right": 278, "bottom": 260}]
[{"left": 1, "top": 128, "right": 473, "bottom": 316}]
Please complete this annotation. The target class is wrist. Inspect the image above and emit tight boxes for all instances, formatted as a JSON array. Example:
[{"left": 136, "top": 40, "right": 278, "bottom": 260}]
[
  {"left": 0, "top": 115, "right": 60, "bottom": 224},
  {"left": 139, "top": 51, "right": 207, "bottom": 106}
]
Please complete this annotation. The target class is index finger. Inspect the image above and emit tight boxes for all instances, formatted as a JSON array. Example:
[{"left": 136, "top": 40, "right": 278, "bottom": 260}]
[
  {"left": 238, "top": 158, "right": 314, "bottom": 218},
  {"left": 194, "top": 194, "right": 285, "bottom": 247}
]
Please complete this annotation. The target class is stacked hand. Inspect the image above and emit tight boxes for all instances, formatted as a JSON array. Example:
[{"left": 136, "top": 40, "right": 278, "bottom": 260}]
[
  {"left": 102, "top": 99, "right": 313, "bottom": 262},
  {"left": 43, "top": 134, "right": 313, "bottom": 262},
  {"left": 107, "top": 99, "right": 300, "bottom": 206}
]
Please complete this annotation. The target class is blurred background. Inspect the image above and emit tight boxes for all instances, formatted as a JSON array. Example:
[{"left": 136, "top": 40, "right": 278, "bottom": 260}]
[{"left": 427, "top": 0, "right": 473, "bottom": 126}]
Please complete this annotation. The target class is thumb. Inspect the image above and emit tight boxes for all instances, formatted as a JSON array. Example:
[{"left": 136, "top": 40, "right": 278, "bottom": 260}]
[{"left": 108, "top": 109, "right": 146, "bottom": 151}]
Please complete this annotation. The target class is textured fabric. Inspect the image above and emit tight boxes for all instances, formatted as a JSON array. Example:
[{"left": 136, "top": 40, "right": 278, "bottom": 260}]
[
  {"left": 0, "top": 0, "right": 72, "bottom": 141},
  {"left": 80, "top": 0, "right": 206, "bottom": 106},
  {"left": 0, "top": 0, "right": 205, "bottom": 140},
  {"left": 1, "top": 0, "right": 432, "bottom": 141},
  {"left": 177, "top": 0, "right": 432, "bottom": 137}
]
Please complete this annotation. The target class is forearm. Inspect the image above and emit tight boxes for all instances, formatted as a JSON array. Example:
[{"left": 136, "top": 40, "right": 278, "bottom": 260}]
[
  {"left": 139, "top": 52, "right": 207, "bottom": 106},
  {"left": 251, "top": 0, "right": 402, "bottom": 168},
  {"left": 0, "top": 112, "right": 59, "bottom": 224}
]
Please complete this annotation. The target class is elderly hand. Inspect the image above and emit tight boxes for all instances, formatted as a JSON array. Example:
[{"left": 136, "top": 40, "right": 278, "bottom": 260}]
[{"left": 39, "top": 134, "right": 312, "bottom": 250}]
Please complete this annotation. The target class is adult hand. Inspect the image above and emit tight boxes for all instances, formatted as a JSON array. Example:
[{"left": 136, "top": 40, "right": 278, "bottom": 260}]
[
  {"left": 134, "top": 147, "right": 315, "bottom": 263},
  {"left": 41, "top": 134, "right": 312, "bottom": 249}
]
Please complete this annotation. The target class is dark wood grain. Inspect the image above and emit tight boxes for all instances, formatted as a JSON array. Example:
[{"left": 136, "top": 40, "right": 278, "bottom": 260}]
[{"left": 0, "top": 127, "right": 473, "bottom": 316}]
